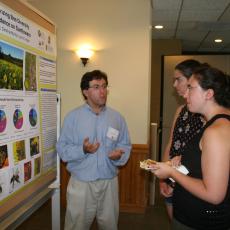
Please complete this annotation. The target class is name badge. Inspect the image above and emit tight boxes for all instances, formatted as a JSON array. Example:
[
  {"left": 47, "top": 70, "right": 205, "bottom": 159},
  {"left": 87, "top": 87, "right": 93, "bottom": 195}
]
[{"left": 106, "top": 127, "right": 119, "bottom": 141}]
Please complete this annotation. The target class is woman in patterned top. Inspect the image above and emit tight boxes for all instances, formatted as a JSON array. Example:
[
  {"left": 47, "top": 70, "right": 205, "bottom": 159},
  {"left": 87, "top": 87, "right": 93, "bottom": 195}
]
[{"left": 160, "top": 59, "right": 205, "bottom": 220}]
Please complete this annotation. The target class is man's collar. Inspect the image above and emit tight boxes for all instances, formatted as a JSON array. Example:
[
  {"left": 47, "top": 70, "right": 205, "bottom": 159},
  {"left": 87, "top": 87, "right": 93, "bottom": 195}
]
[{"left": 84, "top": 103, "right": 106, "bottom": 114}]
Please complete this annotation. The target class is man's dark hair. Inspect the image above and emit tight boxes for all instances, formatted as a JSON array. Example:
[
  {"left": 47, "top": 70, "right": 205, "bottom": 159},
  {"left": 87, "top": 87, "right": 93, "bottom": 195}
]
[{"left": 80, "top": 70, "right": 108, "bottom": 99}]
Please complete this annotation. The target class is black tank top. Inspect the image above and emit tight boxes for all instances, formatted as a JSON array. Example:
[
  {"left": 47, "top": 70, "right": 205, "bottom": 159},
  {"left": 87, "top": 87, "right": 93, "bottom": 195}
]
[{"left": 173, "top": 114, "right": 230, "bottom": 230}]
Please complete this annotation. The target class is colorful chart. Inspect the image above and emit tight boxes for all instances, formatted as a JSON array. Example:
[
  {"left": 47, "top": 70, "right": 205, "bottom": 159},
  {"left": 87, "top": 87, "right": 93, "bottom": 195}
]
[
  {"left": 0, "top": 110, "right": 7, "bottom": 133},
  {"left": 13, "top": 109, "right": 23, "bottom": 129},
  {"left": 29, "top": 108, "right": 37, "bottom": 127}
]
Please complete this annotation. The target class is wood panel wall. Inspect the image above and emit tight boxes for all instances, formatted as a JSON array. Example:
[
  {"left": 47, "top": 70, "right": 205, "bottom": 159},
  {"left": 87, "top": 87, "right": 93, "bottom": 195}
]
[
  {"left": 60, "top": 144, "right": 150, "bottom": 213},
  {"left": 119, "top": 144, "right": 149, "bottom": 213}
]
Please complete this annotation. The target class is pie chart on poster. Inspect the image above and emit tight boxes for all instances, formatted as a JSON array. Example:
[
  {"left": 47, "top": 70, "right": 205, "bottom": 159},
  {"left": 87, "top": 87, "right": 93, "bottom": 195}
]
[
  {"left": 29, "top": 108, "right": 37, "bottom": 127},
  {"left": 0, "top": 109, "right": 7, "bottom": 133},
  {"left": 13, "top": 109, "right": 23, "bottom": 129}
]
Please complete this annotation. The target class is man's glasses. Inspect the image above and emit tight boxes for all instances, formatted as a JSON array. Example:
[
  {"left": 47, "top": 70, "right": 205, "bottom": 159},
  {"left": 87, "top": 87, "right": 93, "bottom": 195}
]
[{"left": 88, "top": 84, "right": 109, "bottom": 90}]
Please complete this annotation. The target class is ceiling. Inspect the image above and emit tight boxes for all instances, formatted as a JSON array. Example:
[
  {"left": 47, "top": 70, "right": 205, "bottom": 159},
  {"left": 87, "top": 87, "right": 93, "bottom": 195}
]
[{"left": 151, "top": 0, "right": 230, "bottom": 53}]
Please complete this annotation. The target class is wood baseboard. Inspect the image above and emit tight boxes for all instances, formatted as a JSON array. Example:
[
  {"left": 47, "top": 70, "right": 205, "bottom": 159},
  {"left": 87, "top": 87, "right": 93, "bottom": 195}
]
[
  {"left": 120, "top": 204, "right": 147, "bottom": 213},
  {"left": 119, "top": 144, "right": 149, "bottom": 213}
]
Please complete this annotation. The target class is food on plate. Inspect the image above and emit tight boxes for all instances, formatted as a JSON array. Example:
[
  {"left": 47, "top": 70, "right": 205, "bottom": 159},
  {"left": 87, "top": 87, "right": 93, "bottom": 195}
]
[{"left": 140, "top": 159, "right": 157, "bottom": 170}]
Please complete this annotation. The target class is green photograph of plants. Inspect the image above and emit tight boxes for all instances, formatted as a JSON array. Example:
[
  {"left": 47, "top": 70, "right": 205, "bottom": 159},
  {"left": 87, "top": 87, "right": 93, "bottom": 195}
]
[
  {"left": 0, "top": 40, "right": 23, "bottom": 90},
  {"left": 25, "top": 52, "right": 37, "bottom": 91}
]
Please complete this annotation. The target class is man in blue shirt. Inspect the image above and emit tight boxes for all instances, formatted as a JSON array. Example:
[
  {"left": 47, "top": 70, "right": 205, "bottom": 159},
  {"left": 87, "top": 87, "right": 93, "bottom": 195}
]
[{"left": 56, "top": 70, "right": 131, "bottom": 230}]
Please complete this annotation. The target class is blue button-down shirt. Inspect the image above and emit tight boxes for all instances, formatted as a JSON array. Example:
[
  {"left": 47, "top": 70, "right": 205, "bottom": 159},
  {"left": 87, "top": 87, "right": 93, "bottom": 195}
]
[{"left": 56, "top": 104, "right": 131, "bottom": 182}]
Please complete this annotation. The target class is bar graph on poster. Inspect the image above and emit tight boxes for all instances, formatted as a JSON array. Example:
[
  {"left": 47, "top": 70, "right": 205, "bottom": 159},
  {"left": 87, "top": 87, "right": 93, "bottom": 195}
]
[{"left": 0, "top": 0, "right": 58, "bottom": 224}]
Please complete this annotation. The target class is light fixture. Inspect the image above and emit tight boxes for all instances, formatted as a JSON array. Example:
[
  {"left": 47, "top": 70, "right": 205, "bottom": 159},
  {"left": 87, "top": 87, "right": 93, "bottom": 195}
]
[
  {"left": 154, "top": 25, "right": 163, "bottom": 29},
  {"left": 76, "top": 48, "right": 94, "bottom": 66},
  {"left": 214, "top": 39, "right": 222, "bottom": 43}
]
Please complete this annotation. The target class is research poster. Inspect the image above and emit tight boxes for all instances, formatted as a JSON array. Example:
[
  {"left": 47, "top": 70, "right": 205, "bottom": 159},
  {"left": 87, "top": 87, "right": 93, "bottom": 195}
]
[{"left": 0, "top": 2, "right": 57, "bottom": 201}]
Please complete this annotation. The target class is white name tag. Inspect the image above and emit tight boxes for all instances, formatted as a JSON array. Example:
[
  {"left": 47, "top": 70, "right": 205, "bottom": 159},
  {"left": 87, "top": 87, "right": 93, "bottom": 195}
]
[{"left": 106, "top": 127, "right": 119, "bottom": 141}]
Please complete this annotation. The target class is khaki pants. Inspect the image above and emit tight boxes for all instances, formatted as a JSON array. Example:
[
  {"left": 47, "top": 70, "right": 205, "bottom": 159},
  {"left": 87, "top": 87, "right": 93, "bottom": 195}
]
[{"left": 65, "top": 176, "right": 119, "bottom": 230}]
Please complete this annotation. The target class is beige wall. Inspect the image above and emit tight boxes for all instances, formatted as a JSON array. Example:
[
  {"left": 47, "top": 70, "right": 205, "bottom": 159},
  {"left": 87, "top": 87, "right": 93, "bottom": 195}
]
[
  {"left": 150, "top": 39, "right": 182, "bottom": 125},
  {"left": 27, "top": 0, "right": 152, "bottom": 144}
]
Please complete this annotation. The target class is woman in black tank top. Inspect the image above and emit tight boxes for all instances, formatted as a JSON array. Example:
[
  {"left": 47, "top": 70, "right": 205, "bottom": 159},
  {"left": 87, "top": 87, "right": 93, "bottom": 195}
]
[{"left": 152, "top": 65, "right": 230, "bottom": 230}]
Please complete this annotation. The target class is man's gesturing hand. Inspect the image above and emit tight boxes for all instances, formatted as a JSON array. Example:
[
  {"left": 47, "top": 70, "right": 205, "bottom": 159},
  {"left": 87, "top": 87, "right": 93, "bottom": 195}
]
[
  {"left": 108, "top": 149, "right": 124, "bottom": 160},
  {"left": 83, "top": 137, "right": 100, "bottom": 154}
]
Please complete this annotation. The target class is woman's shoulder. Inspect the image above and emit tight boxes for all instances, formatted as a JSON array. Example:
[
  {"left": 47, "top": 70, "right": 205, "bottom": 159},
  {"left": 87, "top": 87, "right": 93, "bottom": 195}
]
[
  {"left": 203, "top": 116, "right": 230, "bottom": 141},
  {"left": 209, "top": 116, "right": 230, "bottom": 129}
]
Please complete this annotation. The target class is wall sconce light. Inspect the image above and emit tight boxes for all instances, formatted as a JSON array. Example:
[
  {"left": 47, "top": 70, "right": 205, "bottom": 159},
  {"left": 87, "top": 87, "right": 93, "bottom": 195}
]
[{"left": 76, "top": 48, "right": 94, "bottom": 66}]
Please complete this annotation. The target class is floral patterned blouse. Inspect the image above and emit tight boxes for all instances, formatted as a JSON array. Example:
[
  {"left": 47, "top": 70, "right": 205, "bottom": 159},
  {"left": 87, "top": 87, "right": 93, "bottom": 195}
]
[{"left": 169, "top": 105, "right": 205, "bottom": 158}]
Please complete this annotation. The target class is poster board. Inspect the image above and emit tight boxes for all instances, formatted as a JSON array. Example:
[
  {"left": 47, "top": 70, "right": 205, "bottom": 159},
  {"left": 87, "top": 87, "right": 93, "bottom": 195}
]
[{"left": 0, "top": 0, "right": 57, "bottom": 225}]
